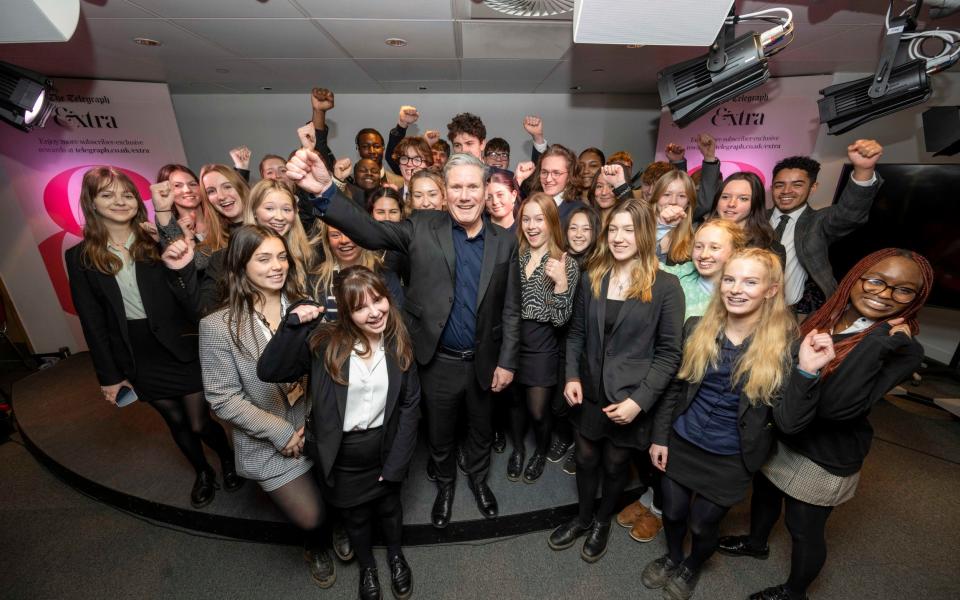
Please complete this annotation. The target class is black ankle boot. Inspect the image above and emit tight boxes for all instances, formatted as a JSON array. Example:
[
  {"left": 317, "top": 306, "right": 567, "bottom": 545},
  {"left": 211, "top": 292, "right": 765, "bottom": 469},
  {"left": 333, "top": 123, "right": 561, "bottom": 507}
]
[
  {"left": 359, "top": 566, "right": 381, "bottom": 600},
  {"left": 388, "top": 554, "right": 413, "bottom": 600},
  {"left": 220, "top": 456, "right": 244, "bottom": 492},
  {"left": 190, "top": 468, "right": 218, "bottom": 508},
  {"left": 581, "top": 520, "right": 611, "bottom": 562}
]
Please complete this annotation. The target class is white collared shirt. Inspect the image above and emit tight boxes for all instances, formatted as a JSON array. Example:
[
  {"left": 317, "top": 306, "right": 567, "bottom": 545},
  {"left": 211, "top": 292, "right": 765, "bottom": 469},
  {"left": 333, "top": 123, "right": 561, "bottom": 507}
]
[
  {"left": 838, "top": 315, "right": 874, "bottom": 335},
  {"left": 342, "top": 340, "right": 388, "bottom": 432}
]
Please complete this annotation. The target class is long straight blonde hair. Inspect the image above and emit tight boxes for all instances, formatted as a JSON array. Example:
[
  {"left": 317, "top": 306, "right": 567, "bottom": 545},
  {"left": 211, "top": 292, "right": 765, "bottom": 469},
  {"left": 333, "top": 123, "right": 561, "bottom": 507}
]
[
  {"left": 244, "top": 179, "right": 315, "bottom": 290},
  {"left": 677, "top": 248, "right": 797, "bottom": 406},
  {"left": 586, "top": 199, "right": 658, "bottom": 302}
]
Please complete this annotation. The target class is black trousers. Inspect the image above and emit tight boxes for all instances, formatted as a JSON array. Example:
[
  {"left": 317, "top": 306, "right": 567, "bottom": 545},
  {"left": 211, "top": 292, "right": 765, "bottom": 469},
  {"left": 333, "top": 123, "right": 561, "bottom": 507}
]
[{"left": 419, "top": 354, "right": 492, "bottom": 485}]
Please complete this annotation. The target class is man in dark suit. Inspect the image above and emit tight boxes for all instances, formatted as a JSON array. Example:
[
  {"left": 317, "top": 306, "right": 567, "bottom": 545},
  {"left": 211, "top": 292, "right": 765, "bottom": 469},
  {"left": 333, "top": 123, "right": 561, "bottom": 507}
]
[
  {"left": 768, "top": 139, "right": 883, "bottom": 316},
  {"left": 287, "top": 149, "right": 520, "bottom": 529}
]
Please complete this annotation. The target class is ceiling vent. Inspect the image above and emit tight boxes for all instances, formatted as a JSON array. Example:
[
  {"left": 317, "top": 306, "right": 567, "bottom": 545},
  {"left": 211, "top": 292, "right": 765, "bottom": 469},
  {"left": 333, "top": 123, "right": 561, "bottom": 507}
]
[{"left": 483, "top": 0, "right": 574, "bottom": 18}]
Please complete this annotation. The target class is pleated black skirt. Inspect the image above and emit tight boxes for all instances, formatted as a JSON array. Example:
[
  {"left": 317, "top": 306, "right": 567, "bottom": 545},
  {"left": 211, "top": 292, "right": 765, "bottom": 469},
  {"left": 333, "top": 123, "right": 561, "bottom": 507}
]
[
  {"left": 323, "top": 427, "right": 388, "bottom": 509},
  {"left": 127, "top": 319, "right": 202, "bottom": 401},
  {"left": 665, "top": 430, "right": 752, "bottom": 507}
]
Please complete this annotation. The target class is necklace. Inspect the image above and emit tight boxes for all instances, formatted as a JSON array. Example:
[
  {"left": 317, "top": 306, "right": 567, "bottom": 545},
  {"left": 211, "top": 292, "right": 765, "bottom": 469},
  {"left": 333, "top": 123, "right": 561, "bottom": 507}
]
[
  {"left": 255, "top": 310, "right": 277, "bottom": 335},
  {"left": 612, "top": 268, "right": 631, "bottom": 294}
]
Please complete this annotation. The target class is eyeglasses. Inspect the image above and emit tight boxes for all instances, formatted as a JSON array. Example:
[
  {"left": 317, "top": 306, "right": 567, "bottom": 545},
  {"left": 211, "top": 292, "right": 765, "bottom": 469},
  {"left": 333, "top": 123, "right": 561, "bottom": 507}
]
[
  {"left": 485, "top": 151, "right": 509, "bottom": 159},
  {"left": 541, "top": 170, "right": 568, "bottom": 180},
  {"left": 398, "top": 156, "right": 425, "bottom": 166},
  {"left": 860, "top": 277, "right": 918, "bottom": 304}
]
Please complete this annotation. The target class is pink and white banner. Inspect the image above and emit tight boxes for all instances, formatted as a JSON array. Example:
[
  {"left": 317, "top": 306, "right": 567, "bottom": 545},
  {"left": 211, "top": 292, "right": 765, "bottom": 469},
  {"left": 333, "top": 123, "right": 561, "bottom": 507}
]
[
  {"left": 0, "top": 78, "right": 187, "bottom": 353},
  {"left": 654, "top": 75, "right": 831, "bottom": 188}
]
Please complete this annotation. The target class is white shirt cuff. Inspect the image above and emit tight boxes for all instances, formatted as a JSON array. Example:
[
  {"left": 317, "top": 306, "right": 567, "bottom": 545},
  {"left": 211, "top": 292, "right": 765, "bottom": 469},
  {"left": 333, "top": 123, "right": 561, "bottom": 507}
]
[
  {"left": 850, "top": 172, "right": 877, "bottom": 187},
  {"left": 533, "top": 139, "right": 548, "bottom": 153}
]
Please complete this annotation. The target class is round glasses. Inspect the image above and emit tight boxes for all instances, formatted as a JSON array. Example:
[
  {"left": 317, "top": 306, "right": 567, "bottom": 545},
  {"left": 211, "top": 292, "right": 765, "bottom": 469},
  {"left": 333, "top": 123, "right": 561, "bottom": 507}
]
[
  {"left": 398, "top": 156, "right": 425, "bottom": 166},
  {"left": 860, "top": 277, "right": 918, "bottom": 304}
]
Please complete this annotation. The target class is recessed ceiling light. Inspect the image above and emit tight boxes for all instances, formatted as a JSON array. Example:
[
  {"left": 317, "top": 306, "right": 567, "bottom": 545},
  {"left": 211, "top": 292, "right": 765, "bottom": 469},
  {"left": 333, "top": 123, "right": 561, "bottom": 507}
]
[
  {"left": 385, "top": 38, "right": 407, "bottom": 47},
  {"left": 570, "top": 85, "right": 582, "bottom": 91},
  {"left": 418, "top": 86, "right": 428, "bottom": 90},
  {"left": 262, "top": 86, "right": 273, "bottom": 91},
  {"left": 133, "top": 37, "right": 161, "bottom": 46},
  {"left": 215, "top": 68, "right": 230, "bottom": 74}
]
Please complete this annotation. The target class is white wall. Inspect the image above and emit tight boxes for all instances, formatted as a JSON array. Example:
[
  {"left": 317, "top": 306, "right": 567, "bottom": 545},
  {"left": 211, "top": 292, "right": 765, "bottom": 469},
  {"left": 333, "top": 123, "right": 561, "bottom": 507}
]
[{"left": 170, "top": 92, "right": 663, "bottom": 175}]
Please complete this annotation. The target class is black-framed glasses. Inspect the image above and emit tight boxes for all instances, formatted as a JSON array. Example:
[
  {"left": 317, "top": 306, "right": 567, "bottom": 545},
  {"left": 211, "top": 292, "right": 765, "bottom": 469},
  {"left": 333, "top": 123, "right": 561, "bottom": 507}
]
[
  {"left": 398, "top": 156, "right": 425, "bottom": 166},
  {"left": 485, "top": 151, "right": 509, "bottom": 159},
  {"left": 860, "top": 277, "right": 918, "bottom": 304}
]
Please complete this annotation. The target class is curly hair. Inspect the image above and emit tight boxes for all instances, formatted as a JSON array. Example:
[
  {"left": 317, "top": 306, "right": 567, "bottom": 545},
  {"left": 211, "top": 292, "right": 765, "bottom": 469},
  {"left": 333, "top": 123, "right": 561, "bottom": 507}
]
[
  {"left": 447, "top": 112, "right": 486, "bottom": 143},
  {"left": 772, "top": 156, "right": 821, "bottom": 183}
]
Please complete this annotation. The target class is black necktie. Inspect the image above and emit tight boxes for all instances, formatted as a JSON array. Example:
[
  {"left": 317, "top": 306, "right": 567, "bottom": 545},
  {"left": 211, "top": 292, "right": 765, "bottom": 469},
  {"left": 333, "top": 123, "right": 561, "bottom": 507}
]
[{"left": 774, "top": 214, "right": 790, "bottom": 242}]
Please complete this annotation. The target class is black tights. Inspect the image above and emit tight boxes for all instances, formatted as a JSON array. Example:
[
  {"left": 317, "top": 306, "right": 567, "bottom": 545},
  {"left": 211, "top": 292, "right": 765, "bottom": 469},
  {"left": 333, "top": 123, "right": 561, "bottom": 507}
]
[
  {"left": 748, "top": 474, "right": 834, "bottom": 598},
  {"left": 633, "top": 450, "right": 663, "bottom": 510},
  {"left": 509, "top": 385, "right": 554, "bottom": 455},
  {"left": 574, "top": 433, "right": 632, "bottom": 524},
  {"left": 148, "top": 392, "right": 232, "bottom": 474},
  {"left": 661, "top": 475, "right": 730, "bottom": 571},
  {"left": 341, "top": 487, "right": 404, "bottom": 569},
  {"left": 267, "top": 471, "right": 327, "bottom": 551}
]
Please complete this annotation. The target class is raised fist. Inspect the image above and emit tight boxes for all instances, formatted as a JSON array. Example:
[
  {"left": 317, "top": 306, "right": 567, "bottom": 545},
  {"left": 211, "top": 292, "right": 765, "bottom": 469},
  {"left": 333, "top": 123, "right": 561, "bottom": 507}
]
[
  {"left": 847, "top": 139, "right": 883, "bottom": 173},
  {"left": 297, "top": 123, "right": 316, "bottom": 149},
  {"left": 149, "top": 181, "right": 173, "bottom": 212},
  {"left": 161, "top": 238, "right": 195, "bottom": 272},
  {"left": 424, "top": 130, "right": 441, "bottom": 147},
  {"left": 696, "top": 133, "right": 716, "bottom": 161},
  {"left": 229, "top": 145, "right": 251, "bottom": 170},
  {"left": 659, "top": 204, "right": 686, "bottom": 226},
  {"left": 515, "top": 161, "right": 536, "bottom": 184},
  {"left": 398, "top": 105, "right": 420, "bottom": 127},
  {"left": 311, "top": 88, "right": 335, "bottom": 112},
  {"left": 797, "top": 329, "right": 836, "bottom": 375},
  {"left": 601, "top": 164, "right": 626, "bottom": 188},
  {"left": 286, "top": 148, "right": 333, "bottom": 195},
  {"left": 665, "top": 143, "right": 685, "bottom": 162},
  {"left": 522, "top": 115, "right": 544, "bottom": 141},
  {"left": 333, "top": 157, "right": 353, "bottom": 181}
]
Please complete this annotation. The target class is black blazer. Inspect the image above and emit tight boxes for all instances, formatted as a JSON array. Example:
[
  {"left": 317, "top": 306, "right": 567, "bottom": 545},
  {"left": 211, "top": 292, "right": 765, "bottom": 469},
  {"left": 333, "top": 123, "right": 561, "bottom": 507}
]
[
  {"left": 565, "top": 269, "right": 685, "bottom": 447},
  {"left": 319, "top": 189, "right": 521, "bottom": 388},
  {"left": 256, "top": 311, "right": 421, "bottom": 486},
  {"left": 65, "top": 243, "right": 199, "bottom": 386},
  {"left": 652, "top": 317, "right": 820, "bottom": 473}
]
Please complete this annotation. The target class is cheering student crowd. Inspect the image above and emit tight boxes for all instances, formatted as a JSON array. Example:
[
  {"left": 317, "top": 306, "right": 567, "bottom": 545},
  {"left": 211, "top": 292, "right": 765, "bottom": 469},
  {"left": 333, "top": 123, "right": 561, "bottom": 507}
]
[{"left": 66, "top": 87, "right": 933, "bottom": 600}]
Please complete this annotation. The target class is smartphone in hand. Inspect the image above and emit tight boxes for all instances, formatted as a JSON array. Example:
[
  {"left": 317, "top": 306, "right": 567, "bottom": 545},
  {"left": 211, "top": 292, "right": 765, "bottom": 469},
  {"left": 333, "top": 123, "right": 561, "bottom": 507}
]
[{"left": 115, "top": 386, "right": 139, "bottom": 408}]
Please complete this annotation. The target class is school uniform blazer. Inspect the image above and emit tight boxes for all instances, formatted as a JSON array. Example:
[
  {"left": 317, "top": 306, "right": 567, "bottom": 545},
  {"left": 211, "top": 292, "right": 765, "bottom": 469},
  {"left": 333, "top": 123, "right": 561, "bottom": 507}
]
[
  {"left": 317, "top": 189, "right": 521, "bottom": 388},
  {"left": 565, "top": 269, "right": 685, "bottom": 447},
  {"left": 65, "top": 243, "right": 199, "bottom": 387},
  {"left": 199, "top": 307, "right": 311, "bottom": 483},
  {"left": 768, "top": 174, "right": 882, "bottom": 300},
  {"left": 652, "top": 317, "right": 821, "bottom": 473},
  {"left": 256, "top": 312, "right": 421, "bottom": 486}
]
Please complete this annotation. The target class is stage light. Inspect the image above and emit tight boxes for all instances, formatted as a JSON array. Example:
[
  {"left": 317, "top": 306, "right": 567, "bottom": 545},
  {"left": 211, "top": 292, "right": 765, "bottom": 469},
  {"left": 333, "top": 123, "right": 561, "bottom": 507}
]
[
  {"left": 817, "top": 1, "right": 959, "bottom": 135},
  {"left": 0, "top": 61, "right": 55, "bottom": 132},
  {"left": 657, "top": 8, "right": 794, "bottom": 128}
]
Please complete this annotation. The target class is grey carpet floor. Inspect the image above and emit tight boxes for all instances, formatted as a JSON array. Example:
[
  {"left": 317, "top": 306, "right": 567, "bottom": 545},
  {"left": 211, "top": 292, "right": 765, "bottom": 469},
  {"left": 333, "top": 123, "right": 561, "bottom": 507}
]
[{"left": 2, "top": 398, "right": 958, "bottom": 599}]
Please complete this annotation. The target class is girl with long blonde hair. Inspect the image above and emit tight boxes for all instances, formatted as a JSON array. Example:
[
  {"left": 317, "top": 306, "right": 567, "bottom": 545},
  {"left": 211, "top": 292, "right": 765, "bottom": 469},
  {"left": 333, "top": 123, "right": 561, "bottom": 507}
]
[
  {"left": 651, "top": 169, "right": 698, "bottom": 265},
  {"left": 244, "top": 179, "right": 316, "bottom": 291},
  {"left": 549, "top": 199, "right": 684, "bottom": 563},
  {"left": 642, "top": 248, "right": 821, "bottom": 600},
  {"left": 200, "top": 163, "right": 250, "bottom": 227}
]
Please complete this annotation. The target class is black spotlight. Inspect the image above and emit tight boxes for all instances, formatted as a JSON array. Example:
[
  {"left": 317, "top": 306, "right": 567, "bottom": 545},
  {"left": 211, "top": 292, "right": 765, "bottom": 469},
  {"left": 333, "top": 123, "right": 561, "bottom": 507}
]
[{"left": 0, "top": 61, "right": 55, "bottom": 132}]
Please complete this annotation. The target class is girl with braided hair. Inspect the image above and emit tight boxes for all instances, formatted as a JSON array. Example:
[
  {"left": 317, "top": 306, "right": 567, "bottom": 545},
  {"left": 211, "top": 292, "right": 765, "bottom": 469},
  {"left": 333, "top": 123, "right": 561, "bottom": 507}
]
[{"left": 718, "top": 248, "right": 933, "bottom": 600}]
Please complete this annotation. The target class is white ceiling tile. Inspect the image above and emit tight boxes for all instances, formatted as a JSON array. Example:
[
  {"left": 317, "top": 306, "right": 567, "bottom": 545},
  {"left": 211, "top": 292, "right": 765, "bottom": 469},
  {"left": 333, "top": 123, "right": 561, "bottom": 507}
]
[
  {"left": 125, "top": 0, "right": 305, "bottom": 18},
  {"left": 296, "top": 0, "right": 453, "bottom": 20},
  {"left": 83, "top": 17, "right": 237, "bottom": 58},
  {"left": 172, "top": 18, "right": 346, "bottom": 58},
  {"left": 461, "top": 59, "right": 560, "bottom": 81},
  {"left": 355, "top": 59, "right": 460, "bottom": 81},
  {"left": 316, "top": 19, "right": 456, "bottom": 58},
  {"left": 249, "top": 59, "right": 381, "bottom": 87},
  {"left": 461, "top": 21, "right": 572, "bottom": 59},
  {"left": 162, "top": 59, "right": 274, "bottom": 84},
  {"left": 380, "top": 80, "right": 461, "bottom": 93},
  {"left": 460, "top": 80, "right": 541, "bottom": 93},
  {"left": 169, "top": 81, "right": 236, "bottom": 93},
  {"left": 80, "top": 0, "right": 158, "bottom": 18}
]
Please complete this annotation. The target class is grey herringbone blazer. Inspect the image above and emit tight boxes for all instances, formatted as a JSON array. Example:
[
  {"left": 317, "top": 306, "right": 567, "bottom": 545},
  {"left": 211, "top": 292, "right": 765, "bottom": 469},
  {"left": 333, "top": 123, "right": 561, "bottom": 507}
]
[{"left": 199, "top": 308, "right": 312, "bottom": 491}]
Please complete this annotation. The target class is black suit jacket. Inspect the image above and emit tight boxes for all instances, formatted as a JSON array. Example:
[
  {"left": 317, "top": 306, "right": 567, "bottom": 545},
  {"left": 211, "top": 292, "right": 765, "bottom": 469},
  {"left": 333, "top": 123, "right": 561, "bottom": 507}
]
[
  {"left": 318, "top": 190, "right": 521, "bottom": 388},
  {"left": 65, "top": 243, "right": 199, "bottom": 386},
  {"left": 256, "top": 314, "right": 421, "bottom": 485},
  {"left": 652, "top": 317, "right": 820, "bottom": 473},
  {"left": 566, "top": 269, "right": 685, "bottom": 447}
]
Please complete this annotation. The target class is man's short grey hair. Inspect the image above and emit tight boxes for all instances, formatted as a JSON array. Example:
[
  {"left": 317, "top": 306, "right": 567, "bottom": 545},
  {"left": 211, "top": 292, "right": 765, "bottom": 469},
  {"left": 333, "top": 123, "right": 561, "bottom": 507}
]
[{"left": 442, "top": 152, "right": 488, "bottom": 183}]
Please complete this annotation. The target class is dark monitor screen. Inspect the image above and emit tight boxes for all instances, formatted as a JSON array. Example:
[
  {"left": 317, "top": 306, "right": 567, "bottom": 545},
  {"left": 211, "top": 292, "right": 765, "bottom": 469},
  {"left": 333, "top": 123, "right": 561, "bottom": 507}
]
[{"left": 829, "top": 163, "right": 960, "bottom": 311}]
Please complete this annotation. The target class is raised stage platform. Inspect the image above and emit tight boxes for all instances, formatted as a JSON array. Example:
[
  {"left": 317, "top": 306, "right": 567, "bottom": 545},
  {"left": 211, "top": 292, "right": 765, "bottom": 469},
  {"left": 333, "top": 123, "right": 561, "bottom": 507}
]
[{"left": 13, "top": 353, "right": 642, "bottom": 545}]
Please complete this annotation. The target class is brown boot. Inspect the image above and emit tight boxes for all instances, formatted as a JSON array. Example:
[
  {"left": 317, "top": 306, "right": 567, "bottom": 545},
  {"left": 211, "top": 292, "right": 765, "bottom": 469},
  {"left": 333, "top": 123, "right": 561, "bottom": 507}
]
[
  {"left": 629, "top": 509, "right": 662, "bottom": 542},
  {"left": 616, "top": 500, "right": 647, "bottom": 528}
]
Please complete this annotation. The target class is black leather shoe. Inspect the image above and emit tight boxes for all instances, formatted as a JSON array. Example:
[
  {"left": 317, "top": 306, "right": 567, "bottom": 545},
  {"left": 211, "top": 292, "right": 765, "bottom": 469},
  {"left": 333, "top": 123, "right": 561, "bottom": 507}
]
[
  {"left": 581, "top": 520, "right": 611, "bottom": 562},
  {"left": 304, "top": 547, "right": 336, "bottom": 588},
  {"left": 388, "top": 554, "right": 413, "bottom": 600},
  {"left": 431, "top": 484, "right": 455, "bottom": 529},
  {"left": 718, "top": 535, "right": 770, "bottom": 559},
  {"left": 506, "top": 449, "right": 524, "bottom": 481},
  {"left": 547, "top": 437, "right": 572, "bottom": 462},
  {"left": 641, "top": 554, "right": 679, "bottom": 589},
  {"left": 548, "top": 517, "right": 591, "bottom": 550},
  {"left": 332, "top": 522, "right": 354, "bottom": 562},
  {"left": 748, "top": 584, "right": 806, "bottom": 600},
  {"left": 467, "top": 478, "right": 498, "bottom": 518},
  {"left": 190, "top": 468, "right": 218, "bottom": 508},
  {"left": 492, "top": 430, "right": 506, "bottom": 453},
  {"left": 664, "top": 564, "right": 700, "bottom": 600},
  {"left": 457, "top": 446, "right": 468, "bottom": 475},
  {"left": 523, "top": 452, "right": 547, "bottom": 483},
  {"left": 220, "top": 457, "right": 244, "bottom": 492},
  {"left": 359, "top": 566, "right": 381, "bottom": 600},
  {"left": 425, "top": 459, "right": 438, "bottom": 482}
]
